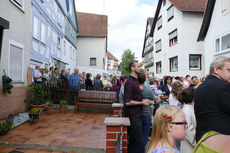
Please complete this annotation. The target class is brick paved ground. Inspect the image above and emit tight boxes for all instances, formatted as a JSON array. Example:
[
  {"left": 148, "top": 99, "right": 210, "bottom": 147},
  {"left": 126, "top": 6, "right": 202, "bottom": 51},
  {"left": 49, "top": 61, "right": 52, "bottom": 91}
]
[{"left": 0, "top": 110, "right": 112, "bottom": 152}]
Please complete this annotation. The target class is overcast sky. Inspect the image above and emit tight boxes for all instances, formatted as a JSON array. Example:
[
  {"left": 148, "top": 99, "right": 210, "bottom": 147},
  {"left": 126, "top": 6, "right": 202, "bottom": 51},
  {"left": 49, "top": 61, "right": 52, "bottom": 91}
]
[{"left": 75, "top": 0, "right": 157, "bottom": 61}]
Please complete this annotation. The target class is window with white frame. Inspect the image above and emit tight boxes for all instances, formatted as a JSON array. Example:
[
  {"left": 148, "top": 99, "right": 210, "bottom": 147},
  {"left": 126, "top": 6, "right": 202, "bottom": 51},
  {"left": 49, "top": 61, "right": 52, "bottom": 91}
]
[
  {"left": 9, "top": 40, "right": 23, "bottom": 82},
  {"left": 10, "top": 0, "right": 24, "bottom": 11},
  {"left": 155, "top": 39, "right": 161, "bottom": 53},
  {"left": 169, "top": 56, "right": 178, "bottom": 72},
  {"left": 57, "top": 37, "right": 61, "bottom": 48},
  {"left": 157, "top": 16, "right": 162, "bottom": 30},
  {"left": 221, "top": 0, "right": 230, "bottom": 15},
  {"left": 57, "top": 10, "right": 62, "bottom": 26},
  {"left": 167, "top": 5, "right": 174, "bottom": 21},
  {"left": 156, "top": 61, "right": 162, "bottom": 74},
  {"left": 63, "top": 40, "right": 66, "bottom": 55},
  {"left": 215, "top": 38, "right": 220, "bottom": 52},
  {"left": 90, "top": 58, "right": 96, "bottom": 66},
  {"left": 169, "top": 29, "right": 178, "bottom": 47},
  {"left": 70, "top": 46, "right": 72, "bottom": 58},
  {"left": 215, "top": 33, "right": 230, "bottom": 53},
  {"left": 41, "top": 22, "right": 46, "bottom": 44},
  {"left": 33, "top": 15, "right": 39, "bottom": 40},
  {"left": 189, "top": 54, "right": 201, "bottom": 70}
]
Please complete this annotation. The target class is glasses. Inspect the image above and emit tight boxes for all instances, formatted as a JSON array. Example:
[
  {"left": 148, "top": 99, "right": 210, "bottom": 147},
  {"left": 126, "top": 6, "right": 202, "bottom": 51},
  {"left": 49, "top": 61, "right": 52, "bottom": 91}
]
[{"left": 170, "top": 121, "right": 188, "bottom": 129}]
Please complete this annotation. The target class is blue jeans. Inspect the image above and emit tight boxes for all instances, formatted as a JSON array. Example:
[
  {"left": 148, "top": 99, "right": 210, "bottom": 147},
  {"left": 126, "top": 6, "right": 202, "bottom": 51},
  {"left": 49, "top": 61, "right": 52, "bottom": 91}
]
[
  {"left": 127, "top": 116, "right": 144, "bottom": 153},
  {"left": 142, "top": 115, "right": 152, "bottom": 153}
]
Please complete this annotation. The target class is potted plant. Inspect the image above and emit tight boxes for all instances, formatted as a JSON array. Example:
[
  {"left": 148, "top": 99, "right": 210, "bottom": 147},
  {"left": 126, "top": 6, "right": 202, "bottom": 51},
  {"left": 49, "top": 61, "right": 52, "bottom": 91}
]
[
  {"left": 47, "top": 103, "right": 55, "bottom": 114},
  {"left": 28, "top": 108, "right": 42, "bottom": 124},
  {"left": 59, "top": 100, "right": 68, "bottom": 113},
  {"left": 2, "top": 74, "right": 13, "bottom": 94},
  {"left": 25, "top": 82, "right": 48, "bottom": 109},
  {"left": 0, "top": 119, "right": 14, "bottom": 136}
]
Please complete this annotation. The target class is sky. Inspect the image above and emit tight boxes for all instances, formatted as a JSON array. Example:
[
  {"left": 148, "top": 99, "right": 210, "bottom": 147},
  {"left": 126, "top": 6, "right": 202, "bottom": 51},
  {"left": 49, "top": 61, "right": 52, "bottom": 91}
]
[{"left": 75, "top": 0, "right": 157, "bottom": 62}]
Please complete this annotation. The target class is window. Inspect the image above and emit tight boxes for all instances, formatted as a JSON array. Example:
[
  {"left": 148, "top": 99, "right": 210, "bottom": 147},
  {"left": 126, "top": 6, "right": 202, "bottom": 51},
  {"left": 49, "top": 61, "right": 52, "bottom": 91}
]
[
  {"left": 90, "top": 58, "right": 96, "bottom": 66},
  {"left": 215, "top": 33, "right": 230, "bottom": 53},
  {"left": 169, "top": 56, "right": 178, "bottom": 72},
  {"left": 221, "top": 33, "right": 230, "bottom": 51},
  {"left": 221, "top": 0, "right": 230, "bottom": 15},
  {"left": 10, "top": 0, "right": 24, "bottom": 11},
  {"left": 156, "top": 61, "right": 162, "bottom": 74},
  {"left": 41, "top": 22, "right": 46, "bottom": 44},
  {"left": 189, "top": 55, "right": 201, "bottom": 70},
  {"left": 169, "top": 29, "right": 178, "bottom": 47},
  {"left": 216, "top": 38, "right": 220, "bottom": 52},
  {"left": 70, "top": 46, "right": 72, "bottom": 58},
  {"left": 9, "top": 40, "right": 23, "bottom": 82},
  {"left": 167, "top": 5, "right": 174, "bottom": 21},
  {"left": 57, "top": 37, "right": 61, "bottom": 48},
  {"left": 157, "top": 16, "right": 162, "bottom": 30},
  {"left": 57, "top": 10, "right": 62, "bottom": 26},
  {"left": 155, "top": 39, "right": 161, "bottom": 53},
  {"left": 63, "top": 40, "right": 66, "bottom": 55},
  {"left": 33, "top": 16, "right": 39, "bottom": 40}
]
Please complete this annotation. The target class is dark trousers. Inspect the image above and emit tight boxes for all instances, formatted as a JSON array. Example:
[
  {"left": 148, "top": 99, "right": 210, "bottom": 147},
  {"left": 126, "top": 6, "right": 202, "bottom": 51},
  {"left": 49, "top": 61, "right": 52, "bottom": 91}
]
[
  {"left": 142, "top": 115, "right": 151, "bottom": 153},
  {"left": 127, "top": 116, "right": 144, "bottom": 153}
]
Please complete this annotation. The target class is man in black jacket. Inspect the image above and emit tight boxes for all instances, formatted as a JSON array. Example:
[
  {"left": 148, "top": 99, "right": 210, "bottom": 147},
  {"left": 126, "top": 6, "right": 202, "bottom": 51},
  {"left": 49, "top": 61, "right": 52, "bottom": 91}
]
[{"left": 195, "top": 56, "right": 230, "bottom": 141}]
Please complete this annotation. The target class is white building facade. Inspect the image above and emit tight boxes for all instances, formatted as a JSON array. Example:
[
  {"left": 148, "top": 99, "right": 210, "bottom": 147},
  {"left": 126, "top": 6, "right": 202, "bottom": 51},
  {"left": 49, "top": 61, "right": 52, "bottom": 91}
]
[
  {"left": 150, "top": 0, "right": 206, "bottom": 79},
  {"left": 76, "top": 12, "right": 107, "bottom": 70},
  {"left": 198, "top": 0, "right": 230, "bottom": 75}
]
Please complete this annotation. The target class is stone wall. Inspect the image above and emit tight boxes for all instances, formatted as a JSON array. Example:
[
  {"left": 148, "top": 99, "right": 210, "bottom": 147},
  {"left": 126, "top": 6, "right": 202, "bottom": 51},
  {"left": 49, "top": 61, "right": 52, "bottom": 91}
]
[{"left": 0, "top": 86, "right": 28, "bottom": 120}]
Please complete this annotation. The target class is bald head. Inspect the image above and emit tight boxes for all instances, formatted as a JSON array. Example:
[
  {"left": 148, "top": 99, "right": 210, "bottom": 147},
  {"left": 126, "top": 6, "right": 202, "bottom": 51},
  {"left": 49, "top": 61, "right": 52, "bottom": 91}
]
[{"left": 74, "top": 68, "right": 79, "bottom": 74}]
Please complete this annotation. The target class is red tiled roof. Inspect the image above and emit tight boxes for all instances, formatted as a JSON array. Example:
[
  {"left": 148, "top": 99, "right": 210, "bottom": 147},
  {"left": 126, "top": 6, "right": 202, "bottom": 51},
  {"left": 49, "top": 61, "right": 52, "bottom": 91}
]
[
  {"left": 76, "top": 12, "right": 108, "bottom": 37},
  {"left": 170, "top": 0, "right": 207, "bottom": 12},
  {"left": 107, "top": 51, "right": 118, "bottom": 61}
]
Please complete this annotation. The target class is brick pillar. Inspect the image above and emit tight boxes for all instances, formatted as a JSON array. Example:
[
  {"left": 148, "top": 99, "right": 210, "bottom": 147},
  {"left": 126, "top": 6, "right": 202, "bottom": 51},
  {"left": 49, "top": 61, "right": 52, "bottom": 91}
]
[
  {"left": 104, "top": 117, "right": 130, "bottom": 153},
  {"left": 112, "top": 103, "right": 124, "bottom": 117}
]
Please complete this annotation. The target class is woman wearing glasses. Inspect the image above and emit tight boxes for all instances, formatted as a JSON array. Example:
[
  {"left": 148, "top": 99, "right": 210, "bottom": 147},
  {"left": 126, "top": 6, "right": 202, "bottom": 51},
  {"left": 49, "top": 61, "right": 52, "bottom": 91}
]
[
  {"left": 179, "top": 87, "right": 196, "bottom": 153},
  {"left": 146, "top": 105, "right": 188, "bottom": 153}
]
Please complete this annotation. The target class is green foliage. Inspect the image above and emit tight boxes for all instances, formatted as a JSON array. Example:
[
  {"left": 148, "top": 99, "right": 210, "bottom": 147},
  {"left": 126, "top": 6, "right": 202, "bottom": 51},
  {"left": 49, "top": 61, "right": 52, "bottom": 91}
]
[
  {"left": 60, "top": 100, "right": 68, "bottom": 106},
  {"left": 29, "top": 108, "right": 41, "bottom": 114},
  {"left": 0, "top": 119, "right": 14, "bottom": 132},
  {"left": 25, "top": 82, "right": 46, "bottom": 105},
  {"left": 118, "top": 49, "right": 135, "bottom": 75},
  {"left": 2, "top": 75, "right": 13, "bottom": 94}
]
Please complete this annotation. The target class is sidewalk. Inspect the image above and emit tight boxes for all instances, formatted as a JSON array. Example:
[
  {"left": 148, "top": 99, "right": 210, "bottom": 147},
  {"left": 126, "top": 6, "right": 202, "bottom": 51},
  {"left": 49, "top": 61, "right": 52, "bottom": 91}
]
[{"left": 0, "top": 110, "right": 112, "bottom": 152}]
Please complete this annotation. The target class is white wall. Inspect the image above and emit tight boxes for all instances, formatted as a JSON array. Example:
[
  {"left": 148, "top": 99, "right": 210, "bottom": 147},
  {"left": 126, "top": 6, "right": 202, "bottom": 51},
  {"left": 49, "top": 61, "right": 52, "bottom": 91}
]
[
  {"left": 153, "top": 0, "right": 204, "bottom": 79},
  {"left": 0, "top": 0, "right": 31, "bottom": 86},
  {"left": 76, "top": 37, "right": 106, "bottom": 70},
  {"left": 153, "top": 0, "right": 183, "bottom": 79},
  {"left": 62, "top": 38, "right": 77, "bottom": 73},
  {"left": 203, "top": 0, "right": 230, "bottom": 75},
  {"left": 180, "top": 12, "right": 204, "bottom": 78}
]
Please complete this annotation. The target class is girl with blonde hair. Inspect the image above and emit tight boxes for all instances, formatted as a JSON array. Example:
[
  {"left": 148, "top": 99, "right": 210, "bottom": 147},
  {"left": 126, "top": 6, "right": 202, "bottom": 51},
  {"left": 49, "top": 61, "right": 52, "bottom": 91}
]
[{"left": 146, "top": 105, "right": 187, "bottom": 153}]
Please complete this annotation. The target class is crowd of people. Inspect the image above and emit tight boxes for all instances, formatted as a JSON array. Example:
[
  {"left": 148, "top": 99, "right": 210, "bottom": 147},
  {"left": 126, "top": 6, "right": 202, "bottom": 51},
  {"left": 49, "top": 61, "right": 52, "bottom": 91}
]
[
  {"left": 122, "top": 56, "right": 230, "bottom": 153},
  {"left": 32, "top": 66, "right": 122, "bottom": 92}
]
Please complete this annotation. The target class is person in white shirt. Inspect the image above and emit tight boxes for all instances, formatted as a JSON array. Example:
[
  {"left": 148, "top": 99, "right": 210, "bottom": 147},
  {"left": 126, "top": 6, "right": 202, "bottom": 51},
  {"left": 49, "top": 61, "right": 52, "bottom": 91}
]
[
  {"left": 168, "top": 81, "right": 183, "bottom": 108},
  {"left": 180, "top": 87, "right": 196, "bottom": 153},
  {"left": 32, "top": 65, "right": 42, "bottom": 83}
]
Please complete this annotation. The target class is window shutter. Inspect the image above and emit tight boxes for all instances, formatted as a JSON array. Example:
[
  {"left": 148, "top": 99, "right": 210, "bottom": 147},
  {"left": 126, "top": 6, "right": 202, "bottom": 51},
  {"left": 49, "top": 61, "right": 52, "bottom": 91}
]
[
  {"left": 167, "top": 6, "right": 174, "bottom": 20},
  {"left": 10, "top": 44, "right": 23, "bottom": 82},
  {"left": 169, "top": 30, "right": 177, "bottom": 40},
  {"left": 157, "top": 16, "right": 162, "bottom": 28}
]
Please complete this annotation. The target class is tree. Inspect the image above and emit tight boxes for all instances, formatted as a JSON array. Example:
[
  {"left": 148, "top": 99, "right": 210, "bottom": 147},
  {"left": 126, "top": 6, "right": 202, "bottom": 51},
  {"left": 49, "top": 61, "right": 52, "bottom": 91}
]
[{"left": 118, "top": 49, "right": 135, "bottom": 75}]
